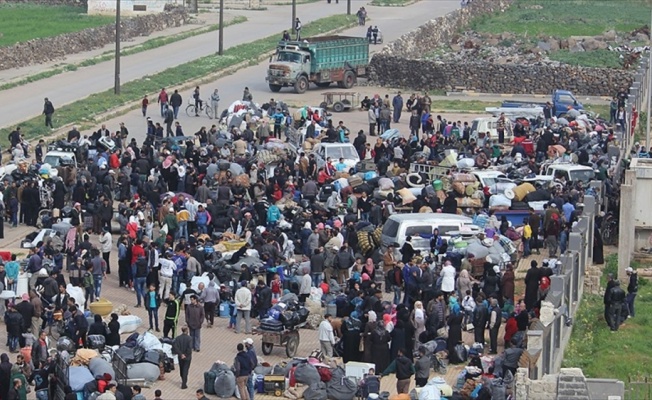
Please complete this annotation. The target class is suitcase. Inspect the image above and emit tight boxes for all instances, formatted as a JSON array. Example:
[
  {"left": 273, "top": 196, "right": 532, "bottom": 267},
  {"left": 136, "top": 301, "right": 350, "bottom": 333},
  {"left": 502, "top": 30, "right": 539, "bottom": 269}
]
[
  {"left": 142, "top": 350, "right": 162, "bottom": 366},
  {"left": 348, "top": 175, "right": 363, "bottom": 188},
  {"left": 204, "top": 370, "right": 218, "bottom": 395}
]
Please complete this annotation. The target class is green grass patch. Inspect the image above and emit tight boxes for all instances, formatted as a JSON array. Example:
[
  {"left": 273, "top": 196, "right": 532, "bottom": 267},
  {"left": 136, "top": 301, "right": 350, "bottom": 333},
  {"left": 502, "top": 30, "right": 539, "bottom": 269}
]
[
  {"left": 0, "top": 14, "right": 358, "bottom": 149},
  {"left": 0, "top": 4, "right": 113, "bottom": 47},
  {"left": 0, "top": 16, "right": 247, "bottom": 92},
  {"left": 469, "top": 0, "right": 651, "bottom": 38},
  {"left": 564, "top": 254, "right": 652, "bottom": 396},
  {"left": 548, "top": 49, "right": 623, "bottom": 69}
]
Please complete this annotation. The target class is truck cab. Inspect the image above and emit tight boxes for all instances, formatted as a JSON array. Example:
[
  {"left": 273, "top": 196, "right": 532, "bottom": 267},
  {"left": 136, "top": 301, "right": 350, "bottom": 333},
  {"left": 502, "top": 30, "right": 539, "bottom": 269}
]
[{"left": 552, "top": 90, "right": 583, "bottom": 116}]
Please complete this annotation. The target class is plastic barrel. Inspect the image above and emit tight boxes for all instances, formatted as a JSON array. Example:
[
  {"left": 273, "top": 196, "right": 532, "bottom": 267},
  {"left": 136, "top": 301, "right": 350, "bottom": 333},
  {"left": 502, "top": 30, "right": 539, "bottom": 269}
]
[
  {"left": 433, "top": 180, "right": 443, "bottom": 191},
  {"left": 219, "top": 302, "right": 231, "bottom": 318}
]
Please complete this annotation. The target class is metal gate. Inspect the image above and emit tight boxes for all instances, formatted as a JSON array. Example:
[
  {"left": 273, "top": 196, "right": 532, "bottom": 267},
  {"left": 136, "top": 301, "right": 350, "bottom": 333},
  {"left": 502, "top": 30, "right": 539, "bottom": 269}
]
[
  {"left": 628, "top": 376, "right": 652, "bottom": 399},
  {"left": 53, "top": 354, "right": 69, "bottom": 400}
]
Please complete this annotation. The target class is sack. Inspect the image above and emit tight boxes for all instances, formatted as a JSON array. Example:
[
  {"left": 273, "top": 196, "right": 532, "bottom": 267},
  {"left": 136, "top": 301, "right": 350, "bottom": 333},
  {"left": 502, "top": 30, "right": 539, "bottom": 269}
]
[
  {"left": 69, "top": 366, "right": 95, "bottom": 391},
  {"left": 304, "top": 381, "right": 328, "bottom": 400},
  {"left": 57, "top": 336, "right": 76, "bottom": 353},
  {"left": 89, "top": 357, "right": 115, "bottom": 381},
  {"left": 419, "top": 385, "right": 441, "bottom": 400},
  {"left": 127, "top": 362, "right": 160, "bottom": 382},
  {"left": 142, "top": 350, "right": 162, "bottom": 366},
  {"left": 118, "top": 315, "right": 143, "bottom": 334},
  {"left": 87, "top": 334, "right": 106, "bottom": 350},
  {"left": 317, "top": 366, "right": 332, "bottom": 382},
  {"left": 490, "top": 378, "right": 506, "bottom": 400},
  {"left": 260, "top": 317, "right": 284, "bottom": 332},
  {"left": 297, "top": 307, "right": 310, "bottom": 323},
  {"left": 436, "top": 327, "right": 448, "bottom": 339},
  {"left": 214, "top": 369, "right": 237, "bottom": 398},
  {"left": 254, "top": 362, "right": 273, "bottom": 376},
  {"left": 138, "top": 331, "right": 163, "bottom": 351},
  {"left": 204, "top": 370, "right": 218, "bottom": 394},
  {"left": 327, "top": 366, "right": 358, "bottom": 400},
  {"left": 294, "top": 362, "right": 320, "bottom": 385},
  {"left": 450, "top": 343, "right": 468, "bottom": 364}
]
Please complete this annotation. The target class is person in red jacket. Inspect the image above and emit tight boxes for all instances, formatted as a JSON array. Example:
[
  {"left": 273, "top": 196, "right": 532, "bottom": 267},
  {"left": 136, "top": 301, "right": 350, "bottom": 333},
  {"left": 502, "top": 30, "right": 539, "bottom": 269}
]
[
  {"left": 130, "top": 239, "right": 146, "bottom": 288},
  {"left": 503, "top": 313, "right": 518, "bottom": 348}
]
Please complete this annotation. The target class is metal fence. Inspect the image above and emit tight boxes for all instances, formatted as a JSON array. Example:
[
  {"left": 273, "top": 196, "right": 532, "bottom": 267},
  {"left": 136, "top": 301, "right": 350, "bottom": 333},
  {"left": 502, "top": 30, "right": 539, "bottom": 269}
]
[{"left": 627, "top": 376, "right": 652, "bottom": 400}]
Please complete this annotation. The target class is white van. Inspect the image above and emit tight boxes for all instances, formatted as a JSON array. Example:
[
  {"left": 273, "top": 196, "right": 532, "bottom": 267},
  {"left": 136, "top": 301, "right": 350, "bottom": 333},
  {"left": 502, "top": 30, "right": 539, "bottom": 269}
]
[
  {"left": 381, "top": 213, "right": 477, "bottom": 253},
  {"left": 471, "top": 117, "right": 514, "bottom": 143},
  {"left": 544, "top": 163, "right": 595, "bottom": 183}
]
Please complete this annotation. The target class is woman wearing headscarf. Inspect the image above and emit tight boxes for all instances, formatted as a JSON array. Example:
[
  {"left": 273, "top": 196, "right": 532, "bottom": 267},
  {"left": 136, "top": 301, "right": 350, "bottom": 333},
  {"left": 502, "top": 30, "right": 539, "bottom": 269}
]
[
  {"left": 383, "top": 313, "right": 394, "bottom": 333},
  {"left": 396, "top": 304, "right": 414, "bottom": 361},
  {"left": 501, "top": 264, "right": 516, "bottom": 304},
  {"left": 410, "top": 301, "right": 427, "bottom": 348},
  {"left": 362, "top": 311, "right": 378, "bottom": 363},
  {"left": 389, "top": 319, "right": 406, "bottom": 362},
  {"left": 446, "top": 300, "right": 464, "bottom": 363},
  {"left": 0, "top": 354, "right": 13, "bottom": 400},
  {"left": 369, "top": 317, "right": 391, "bottom": 373},
  {"left": 106, "top": 313, "right": 121, "bottom": 347},
  {"left": 363, "top": 258, "right": 376, "bottom": 282},
  {"left": 341, "top": 312, "right": 363, "bottom": 363},
  {"left": 456, "top": 269, "right": 474, "bottom": 299},
  {"left": 483, "top": 266, "right": 500, "bottom": 299}
]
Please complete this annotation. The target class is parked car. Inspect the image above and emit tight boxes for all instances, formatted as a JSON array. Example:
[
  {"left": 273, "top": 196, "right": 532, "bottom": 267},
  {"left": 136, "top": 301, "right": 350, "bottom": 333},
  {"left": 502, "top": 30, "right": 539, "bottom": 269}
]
[{"left": 311, "top": 143, "right": 360, "bottom": 171}]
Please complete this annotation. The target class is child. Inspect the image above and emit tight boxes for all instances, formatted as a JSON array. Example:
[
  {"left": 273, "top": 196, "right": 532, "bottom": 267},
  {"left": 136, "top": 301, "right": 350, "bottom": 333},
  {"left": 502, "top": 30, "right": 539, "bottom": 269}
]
[
  {"left": 271, "top": 273, "right": 282, "bottom": 300},
  {"left": 145, "top": 285, "right": 160, "bottom": 332},
  {"left": 141, "top": 95, "right": 149, "bottom": 117},
  {"left": 522, "top": 217, "right": 532, "bottom": 257},
  {"left": 462, "top": 289, "right": 476, "bottom": 328},
  {"left": 35, "top": 139, "right": 45, "bottom": 164},
  {"left": 83, "top": 265, "right": 94, "bottom": 308}
]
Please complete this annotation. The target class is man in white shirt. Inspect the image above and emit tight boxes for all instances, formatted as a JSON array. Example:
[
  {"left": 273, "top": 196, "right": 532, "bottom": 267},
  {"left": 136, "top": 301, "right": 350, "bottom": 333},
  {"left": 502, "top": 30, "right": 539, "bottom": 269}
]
[
  {"left": 318, "top": 314, "right": 335, "bottom": 359},
  {"left": 235, "top": 282, "right": 252, "bottom": 334},
  {"left": 159, "top": 251, "right": 176, "bottom": 300}
]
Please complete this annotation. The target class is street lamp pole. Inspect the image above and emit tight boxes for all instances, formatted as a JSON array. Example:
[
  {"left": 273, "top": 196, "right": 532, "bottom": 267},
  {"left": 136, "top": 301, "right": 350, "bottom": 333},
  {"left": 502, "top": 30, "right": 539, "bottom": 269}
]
[
  {"left": 291, "top": 0, "right": 296, "bottom": 35},
  {"left": 114, "top": 0, "right": 121, "bottom": 95},
  {"left": 647, "top": 6, "right": 652, "bottom": 147},
  {"left": 218, "top": 0, "right": 224, "bottom": 55},
  {"left": 347, "top": 0, "right": 351, "bottom": 15}
]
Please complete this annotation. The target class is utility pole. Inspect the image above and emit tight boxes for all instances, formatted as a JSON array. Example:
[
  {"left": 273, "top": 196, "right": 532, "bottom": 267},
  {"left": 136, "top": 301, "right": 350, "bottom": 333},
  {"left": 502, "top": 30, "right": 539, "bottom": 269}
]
[
  {"left": 291, "top": 0, "right": 296, "bottom": 35},
  {"left": 218, "top": 0, "right": 224, "bottom": 55},
  {"left": 114, "top": 0, "right": 121, "bottom": 95},
  {"left": 347, "top": 0, "right": 351, "bottom": 15}
]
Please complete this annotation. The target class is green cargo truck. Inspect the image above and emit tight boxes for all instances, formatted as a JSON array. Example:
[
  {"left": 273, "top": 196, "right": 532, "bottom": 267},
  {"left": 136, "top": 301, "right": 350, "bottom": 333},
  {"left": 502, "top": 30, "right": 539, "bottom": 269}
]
[{"left": 266, "top": 35, "right": 369, "bottom": 94}]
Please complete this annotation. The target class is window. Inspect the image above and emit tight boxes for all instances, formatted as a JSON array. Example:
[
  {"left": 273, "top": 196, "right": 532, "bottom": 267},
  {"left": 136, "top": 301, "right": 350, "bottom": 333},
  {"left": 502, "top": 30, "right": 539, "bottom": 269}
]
[
  {"left": 570, "top": 170, "right": 595, "bottom": 182},
  {"left": 325, "top": 146, "right": 358, "bottom": 160},
  {"left": 405, "top": 225, "right": 432, "bottom": 237},
  {"left": 382, "top": 219, "right": 399, "bottom": 237}
]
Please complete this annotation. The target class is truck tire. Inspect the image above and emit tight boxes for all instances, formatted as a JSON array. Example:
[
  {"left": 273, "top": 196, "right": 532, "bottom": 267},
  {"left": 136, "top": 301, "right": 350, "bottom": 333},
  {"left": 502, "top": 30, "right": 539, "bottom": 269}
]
[
  {"left": 294, "top": 76, "right": 309, "bottom": 94},
  {"left": 269, "top": 84, "right": 282, "bottom": 92},
  {"left": 343, "top": 71, "right": 356, "bottom": 89},
  {"left": 316, "top": 82, "right": 331, "bottom": 88}
]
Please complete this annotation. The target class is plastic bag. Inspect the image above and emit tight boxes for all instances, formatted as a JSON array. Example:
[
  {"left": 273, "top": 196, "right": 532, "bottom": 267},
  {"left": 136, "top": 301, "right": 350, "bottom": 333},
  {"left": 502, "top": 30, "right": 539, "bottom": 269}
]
[
  {"left": 294, "top": 362, "right": 320, "bottom": 385},
  {"left": 118, "top": 315, "right": 142, "bottom": 334},
  {"left": 138, "top": 331, "right": 163, "bottom": 352}
]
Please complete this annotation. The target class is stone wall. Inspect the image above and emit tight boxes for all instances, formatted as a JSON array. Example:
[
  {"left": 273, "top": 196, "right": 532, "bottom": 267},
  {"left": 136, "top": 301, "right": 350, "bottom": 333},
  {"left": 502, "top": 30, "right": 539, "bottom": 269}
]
[
  {"left": 0, "top": 6, "right": 188, "bottom": 71},
  {"left": 369, "top": 0, "right": 635, "bottom": 96},
  {"left": 368, "top": 55, "right": 635, "bottom": 96}
]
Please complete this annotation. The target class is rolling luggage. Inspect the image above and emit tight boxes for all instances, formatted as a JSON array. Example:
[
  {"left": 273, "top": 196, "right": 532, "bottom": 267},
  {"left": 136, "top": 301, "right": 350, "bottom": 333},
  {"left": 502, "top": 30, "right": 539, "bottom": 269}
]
[
  {"left": 204, "top": 370, "right": 218, "bottom": 395},
  {"left": 142, "top": 350, "right": 162, "bottom": 366}
]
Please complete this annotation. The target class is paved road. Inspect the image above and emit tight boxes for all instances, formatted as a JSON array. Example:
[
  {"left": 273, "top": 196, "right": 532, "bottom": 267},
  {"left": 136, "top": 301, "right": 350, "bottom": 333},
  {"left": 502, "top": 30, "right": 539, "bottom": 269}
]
[{"left": 0, "top": 0, "right": 459, "bottom": 130}]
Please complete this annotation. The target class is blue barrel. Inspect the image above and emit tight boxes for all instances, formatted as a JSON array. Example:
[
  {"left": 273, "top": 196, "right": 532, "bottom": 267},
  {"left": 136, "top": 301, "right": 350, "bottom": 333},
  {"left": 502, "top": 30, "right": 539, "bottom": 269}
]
[
  {"left": 219, "top": 302, "right": 231, "bottom": 318},
  {"left": 256, "top": 374, "right": 265, "bottom": 393}
]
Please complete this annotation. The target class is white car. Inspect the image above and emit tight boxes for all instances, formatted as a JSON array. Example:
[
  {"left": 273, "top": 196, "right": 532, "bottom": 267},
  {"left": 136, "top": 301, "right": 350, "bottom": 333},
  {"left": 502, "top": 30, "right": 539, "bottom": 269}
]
[
  {"left": 21, "top": 229, "right": 58, "bottom": 249},
  {"left": 472, "top": 170, "right": 516, "bottom": 195},
  {"left": 311, "top": 143, "right": 360, "bottom": 171}
]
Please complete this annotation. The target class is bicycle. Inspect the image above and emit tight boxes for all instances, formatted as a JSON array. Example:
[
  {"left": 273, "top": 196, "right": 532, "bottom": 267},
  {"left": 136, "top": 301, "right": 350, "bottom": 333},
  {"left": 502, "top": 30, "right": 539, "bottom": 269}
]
[{"left": 185, "top": 99, "right": 214, "bottom": 119}]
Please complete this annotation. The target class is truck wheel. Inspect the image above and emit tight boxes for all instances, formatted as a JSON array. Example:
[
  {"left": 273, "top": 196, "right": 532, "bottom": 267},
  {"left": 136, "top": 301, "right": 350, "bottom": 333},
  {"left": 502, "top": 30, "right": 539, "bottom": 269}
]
[
  {"left": 316, "top": 82, "right": 331, "bottom": 88},
  {"left": 343, "top": 71, "right": 356, "bottom": 89},
  {"left": 294, "top": 76, "right": 308, "bottom": 94},
  {"left": 269, "top": 84, "right": 282, "bottom": 93},
  {"left": 333, "top": 101, "right": 345, "bottom": 112}
]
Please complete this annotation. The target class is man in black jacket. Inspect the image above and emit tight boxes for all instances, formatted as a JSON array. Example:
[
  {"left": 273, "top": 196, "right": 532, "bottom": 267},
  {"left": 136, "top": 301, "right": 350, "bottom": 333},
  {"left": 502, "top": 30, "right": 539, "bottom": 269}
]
[
  {"left": 255, "top": 281, "right": 272, "bottom": 320},
  {"left": 310, "top": 248, "right": 325, "bottom": 287},
  {"left": 71, "top": 306, "right": 88, "bottom": 348},
  {"left": 381, "top": 348, "right": 415, "bottom": 394},
  {"left": 608, "top": 280, "right": 626, "bottom": 331},
  {"left": 626, "top": 267, "right": 638, "bottom": 318},
  {"left": 172, "top": 326, "right": 193, "bottom": 389},
  {"left": 169, "top": 90, "right": 183, "bottom": 119},
  {"left": 603, "top": 273, "right": 616, "bottom": 328}
]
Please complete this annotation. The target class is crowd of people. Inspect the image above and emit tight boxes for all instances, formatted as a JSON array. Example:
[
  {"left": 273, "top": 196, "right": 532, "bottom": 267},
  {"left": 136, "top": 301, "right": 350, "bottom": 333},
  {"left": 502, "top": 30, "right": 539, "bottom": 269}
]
[{"left": 0, "top": 82, "right": 622, "bottom": 399}]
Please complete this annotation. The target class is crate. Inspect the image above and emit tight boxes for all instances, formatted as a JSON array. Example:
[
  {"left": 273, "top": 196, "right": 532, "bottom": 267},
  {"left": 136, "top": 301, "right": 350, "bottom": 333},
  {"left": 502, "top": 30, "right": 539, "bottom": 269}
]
[{"left": 263, "top": 375, "right": 285, "bottom": 397}]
